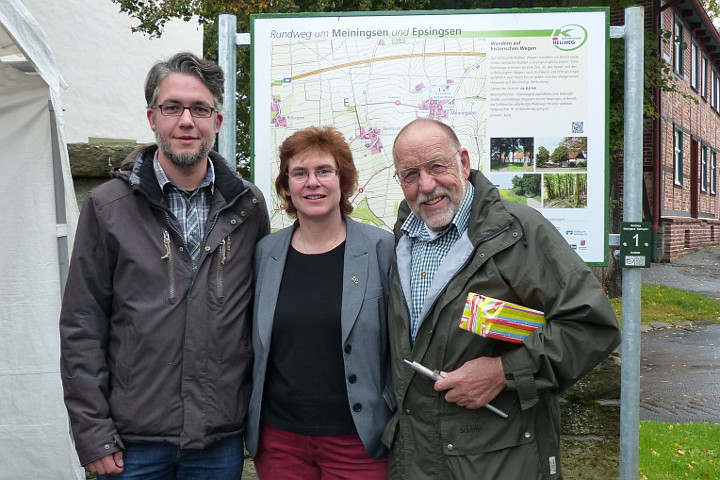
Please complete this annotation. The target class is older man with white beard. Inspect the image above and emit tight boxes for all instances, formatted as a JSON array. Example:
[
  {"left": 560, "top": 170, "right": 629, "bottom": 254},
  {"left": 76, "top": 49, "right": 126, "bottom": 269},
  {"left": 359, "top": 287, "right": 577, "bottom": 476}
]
[
  {"left": 60, "top": 52, "right": 269, "bottom": 479},
  {"left": 383, "top": 118, "right": 619, "bottom": 480}
]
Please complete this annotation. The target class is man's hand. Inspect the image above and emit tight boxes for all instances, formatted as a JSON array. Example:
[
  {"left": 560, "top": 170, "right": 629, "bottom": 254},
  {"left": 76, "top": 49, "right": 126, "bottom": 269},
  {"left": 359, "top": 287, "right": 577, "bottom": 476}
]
[
  {"left": 85, "top": 451, "right": 124, "bottom": 475},
  {"left": 434, "top": 356, "right": 507, "bottom": 409}
]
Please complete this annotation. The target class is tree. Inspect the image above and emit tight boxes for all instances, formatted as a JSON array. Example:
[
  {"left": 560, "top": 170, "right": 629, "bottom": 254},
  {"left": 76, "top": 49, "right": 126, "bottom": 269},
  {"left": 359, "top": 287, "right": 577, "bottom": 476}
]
[
  {"left": 491, "top": 138, "right": 515, "bottom": 165},
  {"left": 511, "top": 174, "right": 541, "bottom": 197},
  {"left": 703, "top": 0, "right": 720, "bottom": 24},
  {"left": 536, "top": 145, "right": 550, "bottom": 167},
  {"left": 559, "top": 137, "right": 587, "bottom": 157},
  {"left": 550, "top": 145, "right": 569, "bottom": 165}
]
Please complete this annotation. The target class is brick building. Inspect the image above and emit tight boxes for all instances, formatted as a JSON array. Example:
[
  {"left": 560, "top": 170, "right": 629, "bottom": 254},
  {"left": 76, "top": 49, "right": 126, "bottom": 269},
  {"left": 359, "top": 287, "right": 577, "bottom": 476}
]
[
  {"left": 627, "top": 0, "right": 720, "bottom": 261},
  {"left": 457, "top": 0, "right": 720, "bottom": 261}
]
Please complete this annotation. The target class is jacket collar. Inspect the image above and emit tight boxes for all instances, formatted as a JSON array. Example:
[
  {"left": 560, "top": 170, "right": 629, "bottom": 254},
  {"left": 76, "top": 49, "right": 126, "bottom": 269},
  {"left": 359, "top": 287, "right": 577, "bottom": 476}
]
[{"left": 118, "top": 144, "right": 249, "bottom": 205}]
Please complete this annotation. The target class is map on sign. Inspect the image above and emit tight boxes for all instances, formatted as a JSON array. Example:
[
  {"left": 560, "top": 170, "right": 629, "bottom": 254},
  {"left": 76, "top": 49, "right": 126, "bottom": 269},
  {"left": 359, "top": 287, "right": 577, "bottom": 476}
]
[
  {"left": 265, "top": 37, "right": 488, "bottom": 231},
  {"left": 252, "top": 10, "right": 609, "bottom": 264}
]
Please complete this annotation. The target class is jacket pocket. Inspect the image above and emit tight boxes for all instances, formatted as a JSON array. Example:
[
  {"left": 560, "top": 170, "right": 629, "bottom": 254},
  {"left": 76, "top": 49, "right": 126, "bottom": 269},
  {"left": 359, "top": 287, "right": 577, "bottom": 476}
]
[
  {"left": 161, "top": 230, "right": 176, "bottom": 303},
  {"left": 383, "top": 380, "right": 397, "bottom": 412},
  {"left": 440, "top": 407, "right": 532, "bottom": 456},
  {"left": 208, "top": 237, "right": 230, "bottom": 306},
  {"left": 440, "top": 404, "right": 557, "bottom": 480}
]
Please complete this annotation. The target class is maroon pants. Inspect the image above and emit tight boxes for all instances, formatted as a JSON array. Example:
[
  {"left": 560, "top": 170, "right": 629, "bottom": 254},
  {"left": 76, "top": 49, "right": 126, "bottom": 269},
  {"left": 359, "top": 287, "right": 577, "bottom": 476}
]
[{"left": 252, "top": 424, "right": 387, "bottom": 480}]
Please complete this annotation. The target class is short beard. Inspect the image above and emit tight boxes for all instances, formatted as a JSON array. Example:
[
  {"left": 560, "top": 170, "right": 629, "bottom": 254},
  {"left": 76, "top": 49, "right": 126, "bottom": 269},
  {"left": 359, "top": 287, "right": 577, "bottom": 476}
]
[
  {"left": 414, "top": 186, "right": 458, "bottom": 230},
  {"left": 155, "top": 130, "right": 215, "bottom": 168},
  {"left": 412, "top": 162, "right": 467, "bottom": 231}
]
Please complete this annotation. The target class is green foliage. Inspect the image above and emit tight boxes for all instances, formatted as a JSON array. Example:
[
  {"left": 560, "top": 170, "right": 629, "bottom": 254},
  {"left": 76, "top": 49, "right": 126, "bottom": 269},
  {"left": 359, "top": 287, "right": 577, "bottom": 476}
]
[
  {"left": 511, "top": 174, "right": 541, "bottom": 197},
  {"left": 536, "top": 145, "right": 549, "bottom": 167},
  {"left": 702, "top": 0, "right": 720, "bottom": 23},
  {"left": 550, "top": 144, "right": 568, "bottom": 163},
  {"left": 609, "top": 284, "right": 720, "bottom": 327},
  {"left": 498, "top": 188, "right": 528, "bottom": 205},
  {"left": 639, "top": 421, "right": 720, "bottom": 479}
]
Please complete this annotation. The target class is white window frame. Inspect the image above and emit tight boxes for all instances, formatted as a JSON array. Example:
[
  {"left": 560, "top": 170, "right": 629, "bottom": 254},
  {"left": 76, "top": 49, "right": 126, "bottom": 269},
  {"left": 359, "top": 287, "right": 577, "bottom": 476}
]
[
  {"left": 701, "top": 54, "right": 708, "bottom": 98},
  {"left": 674, "top": 19, "right": 684, "bottom": 75},
  {"left": 691, "top": 41, "right": 699, "bottom": 89},
  {"left": 712, "top": 151, "right": 717, "bottom": 195},
  {"left": 701, "top": 145, "right": 708, "bottom": 192},
  {"left": 674, "top": 127, "right": 683, "bottom": 186}
]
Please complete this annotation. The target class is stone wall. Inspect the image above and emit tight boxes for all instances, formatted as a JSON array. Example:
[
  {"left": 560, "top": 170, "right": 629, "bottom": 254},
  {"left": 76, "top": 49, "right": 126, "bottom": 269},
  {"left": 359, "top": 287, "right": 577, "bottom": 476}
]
[
  {"left": 68, "top": 142, "right": 141, "bottom": 205},
  {"left": 560, "top": 354, "right": 621, "bottom": 480}
]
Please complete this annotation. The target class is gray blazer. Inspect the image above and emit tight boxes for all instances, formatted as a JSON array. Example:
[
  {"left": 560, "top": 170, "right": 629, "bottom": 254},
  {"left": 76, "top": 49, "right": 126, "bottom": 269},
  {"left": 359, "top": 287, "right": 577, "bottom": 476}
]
[{"left": 245, "top": 217, "right": 397, "bottom": 458}]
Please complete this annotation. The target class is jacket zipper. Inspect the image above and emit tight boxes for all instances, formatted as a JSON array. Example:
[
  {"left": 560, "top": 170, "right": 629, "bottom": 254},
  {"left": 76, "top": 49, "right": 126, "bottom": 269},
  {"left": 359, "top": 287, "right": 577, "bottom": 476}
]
[
  {"left": 153, "top": 191, "right": 249, "bottom": 297},
  {"left": 478, "top": 225, "right": 511, "bottom": 245},
  {"left": 161, "top": 229, "right": 176, "bottom": 300},
  {"left": 216, "top": 239, "right": 226, "bottom": 298}
]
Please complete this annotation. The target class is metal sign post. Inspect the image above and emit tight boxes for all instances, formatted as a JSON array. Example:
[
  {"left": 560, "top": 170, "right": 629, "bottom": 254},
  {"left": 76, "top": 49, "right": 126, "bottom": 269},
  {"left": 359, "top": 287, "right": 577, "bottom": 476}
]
[
  {"left": 617, "top": 6, "right": 644, "bottom": 479},
  {"left": 218, "top": 14, "right": 237, "bottom": 169}
]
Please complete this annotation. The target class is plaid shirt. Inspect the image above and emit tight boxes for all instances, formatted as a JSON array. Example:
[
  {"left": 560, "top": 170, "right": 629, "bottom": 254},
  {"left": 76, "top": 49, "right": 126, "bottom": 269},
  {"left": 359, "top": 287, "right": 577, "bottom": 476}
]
[
  {"left": 153, "top": 153, "right": 215, "bottom": 267},
  {"left": 400, "top": 183, "right": 474, "bottom": 342}
]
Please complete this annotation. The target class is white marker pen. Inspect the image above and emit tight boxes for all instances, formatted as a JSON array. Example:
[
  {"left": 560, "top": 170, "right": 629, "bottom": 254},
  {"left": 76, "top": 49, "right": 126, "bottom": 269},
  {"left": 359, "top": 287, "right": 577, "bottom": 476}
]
[{"left": 403, "top": 359, "right": 509, "bottom": 419}]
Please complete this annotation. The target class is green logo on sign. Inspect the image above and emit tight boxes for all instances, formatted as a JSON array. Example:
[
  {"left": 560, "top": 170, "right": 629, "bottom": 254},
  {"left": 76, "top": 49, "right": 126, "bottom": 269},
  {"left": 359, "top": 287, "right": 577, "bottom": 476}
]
[{"left": 551, "top": 24, "right": 588, "bottom": 51}]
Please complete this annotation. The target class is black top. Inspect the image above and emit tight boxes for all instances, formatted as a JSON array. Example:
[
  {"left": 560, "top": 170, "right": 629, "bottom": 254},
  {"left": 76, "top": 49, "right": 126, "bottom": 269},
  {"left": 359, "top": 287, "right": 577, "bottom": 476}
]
[{"left": 261, "top": 241, "right": 356, "bottom": 436}]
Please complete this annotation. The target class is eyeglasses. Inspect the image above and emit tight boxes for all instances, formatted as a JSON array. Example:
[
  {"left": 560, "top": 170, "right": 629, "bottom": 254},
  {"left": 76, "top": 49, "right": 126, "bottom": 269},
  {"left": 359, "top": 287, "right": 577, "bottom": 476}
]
[
  {"left": 394, "top": 150, "right": 461, "bottom": 185},
  {"left": 152, "top": 103, "right": 216, "bottom": 118},
  {"left": 287, "top": 168, "right": 340, "bottom": 183}
]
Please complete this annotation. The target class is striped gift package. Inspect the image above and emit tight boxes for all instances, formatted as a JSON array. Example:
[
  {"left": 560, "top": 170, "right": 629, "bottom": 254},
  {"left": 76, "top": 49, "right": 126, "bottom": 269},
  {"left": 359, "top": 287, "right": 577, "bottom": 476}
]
[{"left": 459, "top": 293, "right": 545, "bottom": 344}]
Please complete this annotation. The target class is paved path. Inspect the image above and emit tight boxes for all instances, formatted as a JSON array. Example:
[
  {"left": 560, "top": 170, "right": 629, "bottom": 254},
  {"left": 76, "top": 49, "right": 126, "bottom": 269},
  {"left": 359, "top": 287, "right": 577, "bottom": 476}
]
[
  {"left": 639, "top": 246, "right": 720, "bottom": 423},
  {"left": 642, "top": 247, "right": 720, "bottom": 300},
  {"left": 640, "top": 323, "right": 720, "bottom": 422}
]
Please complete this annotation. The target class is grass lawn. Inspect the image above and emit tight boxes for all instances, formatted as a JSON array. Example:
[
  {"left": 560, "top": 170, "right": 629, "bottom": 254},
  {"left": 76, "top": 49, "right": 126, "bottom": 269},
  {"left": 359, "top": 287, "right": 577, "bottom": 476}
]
[
  {"left": 609, "top": 283, "right": 720, "bottom": 327},
  {"left": 639, "top": 421, "right": 720, "bottom": 479},
  {"left": 613, "top": 284, "right": 720, "bottom": 478}
]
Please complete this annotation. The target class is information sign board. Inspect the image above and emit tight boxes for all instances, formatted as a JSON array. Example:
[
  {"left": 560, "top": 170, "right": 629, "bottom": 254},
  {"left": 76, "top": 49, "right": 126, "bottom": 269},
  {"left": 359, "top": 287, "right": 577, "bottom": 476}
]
[
  {"left": 619, "top": 221, "right": 651, "bottom": 268},
  {"left": 251, "top": 8, "right": 610, "bottom": 264}
]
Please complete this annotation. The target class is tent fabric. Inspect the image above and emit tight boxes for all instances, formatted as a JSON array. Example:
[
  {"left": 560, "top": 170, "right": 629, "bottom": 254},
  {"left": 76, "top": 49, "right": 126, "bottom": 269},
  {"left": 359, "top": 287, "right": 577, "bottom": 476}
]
[{"left": 0, "top": 0, "right": 82, "bottom": 478}]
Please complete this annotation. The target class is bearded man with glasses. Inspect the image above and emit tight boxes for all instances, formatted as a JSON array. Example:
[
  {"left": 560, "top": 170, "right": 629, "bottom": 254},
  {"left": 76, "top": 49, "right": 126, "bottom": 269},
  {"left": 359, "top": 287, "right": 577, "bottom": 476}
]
[
  {"left": 60, "top": 52, "right": 269, "bottom": 479},
  {"left": 384, "top": 118, "right": 619, "bottom": 480}
]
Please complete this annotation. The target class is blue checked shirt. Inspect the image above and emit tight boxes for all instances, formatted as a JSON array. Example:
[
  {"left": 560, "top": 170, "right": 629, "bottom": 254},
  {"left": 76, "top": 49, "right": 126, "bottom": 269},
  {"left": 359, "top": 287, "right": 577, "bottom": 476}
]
[
  {"left": 400, "top": 183, "right": 474, "bottom": 342},
  {"left": 153, "top": 153, "right": 215, "bottom": 267}
]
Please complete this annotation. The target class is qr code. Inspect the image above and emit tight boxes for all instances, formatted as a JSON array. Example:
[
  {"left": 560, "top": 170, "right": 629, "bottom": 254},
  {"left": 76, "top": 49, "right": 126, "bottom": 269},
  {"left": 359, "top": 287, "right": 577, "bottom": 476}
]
[{"left": 572, "top": 121, "right": 584, "bottom": 134}]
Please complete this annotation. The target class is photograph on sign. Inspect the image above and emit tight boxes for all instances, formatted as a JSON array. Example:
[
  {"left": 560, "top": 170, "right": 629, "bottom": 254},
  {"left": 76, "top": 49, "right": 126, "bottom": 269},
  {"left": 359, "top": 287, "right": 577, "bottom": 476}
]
[{"left": 251, "top": 8, "right": 609, "bottom": 264}]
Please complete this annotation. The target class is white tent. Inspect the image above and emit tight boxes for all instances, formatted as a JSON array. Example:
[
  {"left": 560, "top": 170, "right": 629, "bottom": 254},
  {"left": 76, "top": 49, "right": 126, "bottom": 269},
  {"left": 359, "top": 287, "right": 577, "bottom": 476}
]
[{"left": 0, "top": 0, "right": 83, "bottom": 478}]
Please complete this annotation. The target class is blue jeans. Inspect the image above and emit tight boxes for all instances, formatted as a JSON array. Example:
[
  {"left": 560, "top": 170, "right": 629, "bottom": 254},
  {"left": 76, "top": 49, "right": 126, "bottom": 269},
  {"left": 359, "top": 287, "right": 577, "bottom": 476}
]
[{"left": 96, "top": 435, "right": 244, "bottom": 480}]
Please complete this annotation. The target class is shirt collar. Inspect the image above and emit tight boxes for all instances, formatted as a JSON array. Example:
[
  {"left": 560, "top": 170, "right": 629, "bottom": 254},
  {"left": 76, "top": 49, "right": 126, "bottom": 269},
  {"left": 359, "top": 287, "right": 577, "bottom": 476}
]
[
  {"left": 401, "top": 182, "right": 474, "bottom": 240},
  {"left": 153, "top": 150, "right": 215, "bottom": 194}
]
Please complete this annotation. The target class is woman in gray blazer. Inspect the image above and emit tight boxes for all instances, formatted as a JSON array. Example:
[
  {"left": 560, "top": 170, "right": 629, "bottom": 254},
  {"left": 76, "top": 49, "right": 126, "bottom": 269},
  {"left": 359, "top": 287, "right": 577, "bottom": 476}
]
[{"left": 245, "top": 126, "right": 396, "bottom": 480}]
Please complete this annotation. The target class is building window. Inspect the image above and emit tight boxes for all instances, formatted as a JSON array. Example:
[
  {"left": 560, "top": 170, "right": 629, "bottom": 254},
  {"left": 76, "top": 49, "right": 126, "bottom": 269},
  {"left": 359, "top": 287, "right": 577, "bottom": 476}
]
[
  {"left": 674, "top": 19, "right": 684, "bottom": 75},
  {"left": 701, "top": 145, "right": 708, "bottom": 192},
  {"left": 674, "top": 127, "right": 683, "bottom": 186},
  {"left": 691, "top": 41, "right": 699, "bottom": 89},
  {"left": 712, "top": 151, "right": 717, "bottom": 195},
  {"left": 701, "top": 55, "right": 708, "bottom": 99},
  {"left": 712, "top": 69, "right": 718, "bottom": 110}
]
